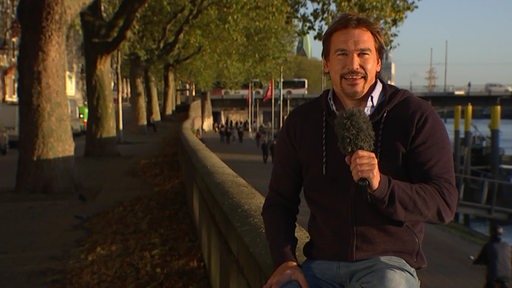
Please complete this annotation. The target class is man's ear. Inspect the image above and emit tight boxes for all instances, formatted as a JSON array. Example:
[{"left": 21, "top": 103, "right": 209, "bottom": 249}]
[{"left": 322, "top": 58, "right": 329, "bottom": 74}]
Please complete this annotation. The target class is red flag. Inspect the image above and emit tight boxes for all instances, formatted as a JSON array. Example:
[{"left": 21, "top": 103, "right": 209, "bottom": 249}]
[
  {"left": 212, "top": 88, "right": 223, "bottom": 96},
  {"left": 262, "top": 79, "right": 273, "bottom": 102}
]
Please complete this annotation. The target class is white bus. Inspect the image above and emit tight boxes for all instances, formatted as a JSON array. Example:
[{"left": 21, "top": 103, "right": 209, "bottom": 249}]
[
  {"left": 211, "top": 80, "right": 264, "bottom": 99},
  {"left": 211, "top": 78, "right": 308, "bottom": 99},
  {"left": 280, "top": 78, "right": 308, "bottom": 98}
]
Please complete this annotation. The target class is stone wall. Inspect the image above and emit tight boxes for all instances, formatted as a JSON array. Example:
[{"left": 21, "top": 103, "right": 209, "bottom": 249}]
[{"left": 179, "top": 106, "right": 308, "bottom": 287}]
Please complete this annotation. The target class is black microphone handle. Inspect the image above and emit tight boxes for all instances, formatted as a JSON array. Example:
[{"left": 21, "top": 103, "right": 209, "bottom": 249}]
[{"left": 358, "top": 177, "right": 369, "bottom": 187}]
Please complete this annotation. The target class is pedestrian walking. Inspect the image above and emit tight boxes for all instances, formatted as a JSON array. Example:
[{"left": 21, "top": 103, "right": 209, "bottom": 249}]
[
  {"left": 225, "top": 127, "right": 232, "bottom": 144},
  {"left": 261, "top": 138, "right": 269, "bottom": 164},
  {"left": 146, "top": 113, "right": 157, "bottom": 132},
  {"left": 219, "top": 124, "right": 225, "bottom": 143},
  {"left": 473, "top": 224, "right": 511, "bottom": 288},
  {"left": 269, "top": 136, "right": 277, "bottom": 163},
  {"left": 255, "top": 131, "right": 262, "bottom": 148},
  {"left": 237, "top": 126, "right": 244, "bottom": 143}
]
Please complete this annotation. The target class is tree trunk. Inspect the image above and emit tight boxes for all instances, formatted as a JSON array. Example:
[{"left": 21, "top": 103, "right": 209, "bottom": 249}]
[
  {"left": 144, "top": 67, "right": 161, "bottom": 123},
  {"left": 162, "top": 64, "right": 175, "bottom": 119},
  {"left": 16, "top": 0, "right": 75, "bottom": 194},
  {"left": 83, "top": 54, "right": 118, "bottom": 156},
  {"left": 129, "top": 53, "right": 147, "bottom": 130},
  {"left": 80, "top": 3, "right": 119, "bottom": 157},
  {"left": 176, "top": 79, "right": 182, "bottom": 106}
]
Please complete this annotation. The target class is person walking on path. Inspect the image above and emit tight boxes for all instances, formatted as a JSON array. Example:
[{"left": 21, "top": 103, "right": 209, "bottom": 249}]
[
  {"left": 269, "top": 137, "right": 277, "bottom": 163},
  {"left": 261, "top": 13, "right": 458, "bottom": 288},
  {"left": 225, "top": 126, "right": 232, "bottom": 144},
  {"left": 146, "top": 113, "right": 157, "bottom": 132},
  {"left": 255, "top": 131, "right": 262, "bottom": 148},
  {"left": 219, "top": 124, "right": 226, "bottom": 143},
  {"left": 261, "top": 137, "right": 269, "bottom": 164},
  {"left": 473, "top": 224, "right": 511, "bottom": 288},
  {"left": 237, "top": 126, "right": 244, "bottom": 143}
]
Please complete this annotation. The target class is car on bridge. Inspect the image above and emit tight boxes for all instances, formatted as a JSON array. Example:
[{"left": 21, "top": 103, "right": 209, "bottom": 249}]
[{"left": 484, "top": 83, "right": 511, "bottom": 94}]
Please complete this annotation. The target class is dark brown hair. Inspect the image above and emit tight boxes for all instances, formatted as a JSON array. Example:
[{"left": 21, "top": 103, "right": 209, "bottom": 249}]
[{"left": 322, "top": 13, "right": 385, "bottom": 61}]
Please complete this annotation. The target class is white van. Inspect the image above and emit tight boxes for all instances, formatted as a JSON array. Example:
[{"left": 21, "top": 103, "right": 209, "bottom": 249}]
[{"left": 484, "top": 83, "right": 511, "bottom": 94}]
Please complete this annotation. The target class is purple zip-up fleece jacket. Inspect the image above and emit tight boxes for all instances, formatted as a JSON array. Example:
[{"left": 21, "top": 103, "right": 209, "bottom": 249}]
[{"left": 261, "top": 81, "right": 458, "bottom": 270}]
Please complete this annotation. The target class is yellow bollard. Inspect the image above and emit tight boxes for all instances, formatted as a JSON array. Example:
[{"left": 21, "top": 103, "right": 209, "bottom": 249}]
[
  {"left": 490, "top": 105, "right": 501, "bottom": 131},
  {"left": 490, "top": 105, "right": 501, "bottom": 175}
]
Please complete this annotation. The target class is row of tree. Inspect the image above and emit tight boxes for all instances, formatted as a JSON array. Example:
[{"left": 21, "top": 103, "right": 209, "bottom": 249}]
[{"left": 12, "top": 0, "right": 420, "bottom": 194}]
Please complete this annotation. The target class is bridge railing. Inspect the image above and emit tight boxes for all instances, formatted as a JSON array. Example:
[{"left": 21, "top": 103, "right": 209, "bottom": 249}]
[{"left": 456, "top": 172, "right": 512, "bottom": 220}]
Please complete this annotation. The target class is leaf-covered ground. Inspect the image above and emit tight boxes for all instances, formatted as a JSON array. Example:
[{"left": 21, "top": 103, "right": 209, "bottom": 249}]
[{"left": 55, "top": 131, "right": 210, "bottom": 287}]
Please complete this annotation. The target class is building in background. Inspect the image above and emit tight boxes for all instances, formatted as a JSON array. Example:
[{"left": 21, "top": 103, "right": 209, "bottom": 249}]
[
  {"left": 296, "top": 34, "right": 312, "bottom": 59},
  {"left": 381, "top": 50, "right": 395, "bottom": 85}
]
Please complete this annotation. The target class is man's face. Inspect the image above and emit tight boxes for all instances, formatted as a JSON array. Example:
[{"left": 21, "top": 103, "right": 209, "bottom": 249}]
[{"left": 323, "top": 28, "right": 382, "bottom": 104}]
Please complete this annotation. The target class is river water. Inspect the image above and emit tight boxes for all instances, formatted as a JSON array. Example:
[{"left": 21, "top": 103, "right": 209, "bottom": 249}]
[{"left": 442, "top": 118, "right": 512, "bottom": 156}]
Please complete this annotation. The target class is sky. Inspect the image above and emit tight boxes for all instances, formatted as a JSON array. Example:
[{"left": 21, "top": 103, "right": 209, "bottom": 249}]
[{"left": 310, "top": 0, "right": 512, "bottom": 90}]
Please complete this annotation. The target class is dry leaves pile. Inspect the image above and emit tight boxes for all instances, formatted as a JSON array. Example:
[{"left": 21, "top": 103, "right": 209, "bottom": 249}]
[{"left": 56, "top": 132, "right": 210, "bottom": 287}]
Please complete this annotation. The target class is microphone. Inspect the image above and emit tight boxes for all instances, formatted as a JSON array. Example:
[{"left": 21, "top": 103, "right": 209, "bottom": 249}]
[{"left": 334, "top": 107, "right": 375, "bottom": 186}]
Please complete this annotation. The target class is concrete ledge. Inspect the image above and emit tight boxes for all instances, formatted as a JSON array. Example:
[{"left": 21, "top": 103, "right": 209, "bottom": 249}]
[{"left": 179, "top": 115, "right": 307, "bottom": 287}]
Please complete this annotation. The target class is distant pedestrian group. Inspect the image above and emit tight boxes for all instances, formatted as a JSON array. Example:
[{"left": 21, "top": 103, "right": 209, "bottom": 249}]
[
  {"left": 218, "top": 120, "right": 247, "bottom": 144},
  {"left": 214, "top": 120, "right": 277, "bottom": 164}
]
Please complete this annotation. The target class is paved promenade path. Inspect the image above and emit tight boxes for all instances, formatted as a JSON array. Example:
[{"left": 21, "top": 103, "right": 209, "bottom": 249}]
[{"left": 203, "top": 130, "right": 487, "bottom": 288}]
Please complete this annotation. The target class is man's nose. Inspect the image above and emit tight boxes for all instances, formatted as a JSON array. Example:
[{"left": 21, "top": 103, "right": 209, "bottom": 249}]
[{"left": 347, "top": 53, "right": 360, "bottom": 69}]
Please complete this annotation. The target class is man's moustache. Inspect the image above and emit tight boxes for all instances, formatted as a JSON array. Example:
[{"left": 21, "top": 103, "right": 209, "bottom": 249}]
[{"left": 340, "top": 70, "right": 367, "bottom": 79}]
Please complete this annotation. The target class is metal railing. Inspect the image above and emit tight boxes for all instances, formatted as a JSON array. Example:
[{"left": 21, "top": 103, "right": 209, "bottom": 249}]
[{"left": 457, "top": 171, "right": 512, "bottom": 220}]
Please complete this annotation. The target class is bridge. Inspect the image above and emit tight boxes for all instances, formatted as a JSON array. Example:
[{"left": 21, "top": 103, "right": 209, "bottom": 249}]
[
  {"left": 209, "top": 91, "right": 512, "bottom": 108},
  {"left": 419, "top": 93, "right": 512, "bottom": 107},
  {"left": 207, "top": 91, "right": 512, "bottom": 125}
]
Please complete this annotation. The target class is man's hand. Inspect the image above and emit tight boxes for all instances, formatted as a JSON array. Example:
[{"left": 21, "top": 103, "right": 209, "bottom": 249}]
[
  {"left": 263, "top": 261, "right": 309, "bottom": 288},
  {"left": 345, "top": 150, "right": 380, "bottom": 192}
]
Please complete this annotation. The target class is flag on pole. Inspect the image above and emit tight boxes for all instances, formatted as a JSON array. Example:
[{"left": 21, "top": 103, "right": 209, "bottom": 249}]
[
  {"left": 276, "top": 80, "right": 282, "bottom": 105},
  {"left": 262, "top": 79, "right": 273, "bottom": 102},
  {"left": 246, "top": 81, "right": 252, "bottom": 105}
]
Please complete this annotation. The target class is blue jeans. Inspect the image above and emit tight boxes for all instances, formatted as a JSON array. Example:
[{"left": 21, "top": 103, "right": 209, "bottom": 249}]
[{"left": 282, "top": 256, "right": 420, "bottom": 288}]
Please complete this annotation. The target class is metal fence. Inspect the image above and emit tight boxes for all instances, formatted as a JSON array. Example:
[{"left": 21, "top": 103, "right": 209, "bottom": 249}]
[{"left": 457, "top": 171, "right": 512, "bottom": 220}]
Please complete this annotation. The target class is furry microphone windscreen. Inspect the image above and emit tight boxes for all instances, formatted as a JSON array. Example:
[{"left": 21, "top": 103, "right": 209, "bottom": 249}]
[{"left": 334, "top": 107, "right": 375, "bottom": 155}]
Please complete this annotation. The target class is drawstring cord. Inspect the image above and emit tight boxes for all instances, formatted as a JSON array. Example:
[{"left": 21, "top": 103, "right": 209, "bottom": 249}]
[
  {"left": 376, "top": 110, "right": 388, "bottom": 160},
  {"left": 322, "top": 111, "right": 326, "bottom": 175}
]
